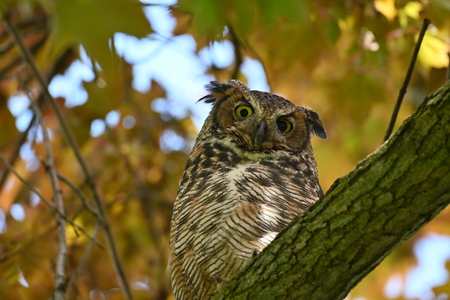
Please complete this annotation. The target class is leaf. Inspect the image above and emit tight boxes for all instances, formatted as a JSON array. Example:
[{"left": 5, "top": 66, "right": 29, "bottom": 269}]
[
  {"left": 177, "top": 0, "right": 309, "bottom": 39},
  {"left": 51, "top": 0, "right": 152, "bottom": 74},
  {"left": 374, "top": 0, "right": 397, "bottom": 22},
  {"left": 402, "top": 1, "right": 422, "bottom": 20},
  {"left": 259, "top": 0, "right": 309, "bottom": 30},
  {"left": 418, "top": 34, "right": 449, "bottom": 70},
  {"left": 177, "top": 0, "right": 226, "bottom": 38},
  {"left": 324, "top": 18, "right": 341, "bottom": 45},
  {"left": 432, "top": 260, "right": 450, "bottom": 296},
  {"left": 428, "top": 0, "right": 450, "bottom": 30},
  {"left": 229, "top": 0, "right": 254, "bottom": 39},
  {"left": 0, "top": 101, "right": 19, "bottom": 148}
]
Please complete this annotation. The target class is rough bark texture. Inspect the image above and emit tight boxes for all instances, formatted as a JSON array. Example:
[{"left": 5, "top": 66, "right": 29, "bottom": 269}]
[{"left": 215, "top": 82, "right": 450, "bottom": 300}]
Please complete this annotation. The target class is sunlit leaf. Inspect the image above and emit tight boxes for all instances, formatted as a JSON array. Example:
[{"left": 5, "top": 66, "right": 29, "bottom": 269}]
[
  {"left": 403, "top": 1, "right": 423, "bottom": 19},
  {"left": 418, "top": 34, "right": 449, "bottom": 70},
  {"left": 374, "top": 0, "right": 397, "bottom": 22}
]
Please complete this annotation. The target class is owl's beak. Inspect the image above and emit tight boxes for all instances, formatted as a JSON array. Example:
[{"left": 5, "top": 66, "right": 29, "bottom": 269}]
[{"left": 254, "top": 120, "right": 267, "bottom": 147}]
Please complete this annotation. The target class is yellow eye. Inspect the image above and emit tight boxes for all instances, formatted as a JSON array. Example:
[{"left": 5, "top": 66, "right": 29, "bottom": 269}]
[
  {"left": 235, "top": 105, "right": 253, "bottom": 119},
  {"left": 277, "top": 119, "right": 293, "bottom": 133}
]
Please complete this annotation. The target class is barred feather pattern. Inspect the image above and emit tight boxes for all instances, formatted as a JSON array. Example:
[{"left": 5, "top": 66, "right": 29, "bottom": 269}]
[
  {"left": 169, "top": 141, "right": 322, "bottom": 300},
  {"left": 169, "top": 80, "right": 326, "bottom": 300}
]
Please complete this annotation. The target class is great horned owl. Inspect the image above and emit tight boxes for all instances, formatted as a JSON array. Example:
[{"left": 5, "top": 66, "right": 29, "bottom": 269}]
[{"left": 169, "top": 80, "right": 327, "bottom": 300}]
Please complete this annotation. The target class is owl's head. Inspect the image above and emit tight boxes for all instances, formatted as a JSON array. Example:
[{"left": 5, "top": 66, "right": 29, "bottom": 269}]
[{"left": 199, "top": 80, "right": 327, "bottom": 154}]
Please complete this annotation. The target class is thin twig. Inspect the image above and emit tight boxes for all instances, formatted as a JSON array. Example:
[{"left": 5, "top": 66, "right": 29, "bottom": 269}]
[
  {"left": 29, "top": 98, "right": 67, "bottom": 300},
  {"left": 0, "top": 112, "right": 36, "bottom": 191},
  {"left": 241, "top": 38, "right": 272, "bottom": 91},
  {"left": 3, "top": 15, "right": 133, "bottom": 300},
  {"left": 67, "top": 221, "right": 101, "bottom": 300},
  {"left": 0, "top": 15, "right": 47, "bottom": 40},
  {"left": 0, "top": 226, "right": 56, "bottom": 263},
  {"left": 0, "top": 32, "right": 48, "bottom": 79},
  {"left": 383, "top": 18, "right": 431, "bottom": 142},
  {"left": 0, "top": 47, "right": 73, "bottom": 191},
  {"left": 0, "top": 152, "right": 105, "bottom": 251},
  {"left": 0, "top": 22, "right": 47, "bottom": 54},
  {"left": 229, "top": 25, "right": 243, "bottom": 80},
  {"left": 63, "top": 178, "right": 88, "bottom": 216},
  {"left": 57, "top": 172, "right": 100, "bottom": 219}
]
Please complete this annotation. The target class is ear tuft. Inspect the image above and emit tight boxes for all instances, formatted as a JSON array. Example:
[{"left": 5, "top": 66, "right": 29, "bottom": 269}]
[
  {"left": 198, "top": 80, "right": 249, "bottom": 104},
  {"left": 301, "top": 107, "right": 327, "bottom": 139}
]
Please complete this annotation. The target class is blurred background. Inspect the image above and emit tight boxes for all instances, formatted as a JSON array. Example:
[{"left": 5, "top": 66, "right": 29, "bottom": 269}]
[{"left": 0, "top": 0, "right": 449, "bottom": 299}]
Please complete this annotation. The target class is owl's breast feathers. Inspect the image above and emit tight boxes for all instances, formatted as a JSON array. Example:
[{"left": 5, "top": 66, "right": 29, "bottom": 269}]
[{"left": 169, "top": 140, "right": 322, "bottom": 300}]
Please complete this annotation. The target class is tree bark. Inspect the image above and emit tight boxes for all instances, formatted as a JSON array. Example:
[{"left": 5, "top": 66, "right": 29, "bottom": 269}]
[{"left": 215, "top": 82, "right": 450, "bottom": 300}]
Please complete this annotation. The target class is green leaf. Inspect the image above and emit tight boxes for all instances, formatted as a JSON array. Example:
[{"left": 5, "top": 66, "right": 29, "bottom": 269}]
[
  {"left": 324, "top": 19, "right": 341, "bottom": 45},
  {"left": 230, "top": 0, "right": 255, "bottom": 39},
  {"left": 51, "top": 0, "right": 151, "bottom": 74},
  {"left": 259, "top": 0, "right": 309, "bottom": 30},
  {"left": 428, "top": 0, "right": 450, "bottom": 30},
  {"left": 178, "top": 0, "right": 226, "bottom": 38}
]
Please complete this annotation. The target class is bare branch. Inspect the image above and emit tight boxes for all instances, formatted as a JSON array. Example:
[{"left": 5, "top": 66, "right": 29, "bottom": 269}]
[
  {"left": 0, "top": 15, "right": 47, "bottom": 40},
  {"left": 0, "top": 21, "right": 47, "bottom": 54},
  {"left": 56, "top": 172, "right": 100, "bottom": 220},
  {"left": 0, "top": 112, "right": 36, "bottom": 192},
  {"left": 67, "top": 221, "right": 101, "bottom": 300},
  {"left": 0, "top": 32, "right": 48, "bottom": 80},
  {"left": 0, "top": 226, "right": 56, "bottom": 264},
  {"left": 29, "top": 98, "right": 67, "bottom": 300},
  {"left": 228, "top": 25, "right": 243, "bottom": 80},
  {"left": 0, "top": 46, "right": 74, "bottom": 193},
  {"left": 3, "top": 15, "right": 134, "bottom": 300},
  {"left": 383, "top": 18, "right": 430, "bottom": 142},
  {"left": 0, "top": 152, "right": 105, "bottom": 251}
]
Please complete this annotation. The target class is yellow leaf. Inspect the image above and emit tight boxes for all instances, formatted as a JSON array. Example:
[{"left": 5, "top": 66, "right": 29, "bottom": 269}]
[
  {"left": 418, "top": 34, "right": 450, "bottom": 70},
  {"left": 403, "top": 1, "right": 423, "bottom": 19},
  {"left": 374, "top": 0, "right": 397, "bottom": 21}
]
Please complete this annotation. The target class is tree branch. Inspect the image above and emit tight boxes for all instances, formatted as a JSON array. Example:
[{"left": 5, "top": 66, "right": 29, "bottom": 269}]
[
  {"left": 0, "top": 152, "right": 105, "bottom": 251},
  {"left": 0, "top": 46, "right": 75, "bottom": 196},
  {"left": 0, "top": 112, "right": 36, "bottom": 191},
  {"left": 3, "top": 15, "right": 134, "bottom": 300},
  {"left": 216, "top": 81, "right": 450, "bottom": 299},
  {"left": 56, "top": 172, "right": 100, "bottom": 219},
  {"left": 67, "top": 221, "right": 101, "bottom": 300},
  {"left": 383, "top": 18, "right": 430, "bottom": 142},
  {"left": 228, "top": 25, "right": 243, "bottom": 80},
  {"left": 29, "top": 98, "right": 67, "bottom": 300},
  {"left": 0, "top": 226, "right": 56, "bottom": 264}
]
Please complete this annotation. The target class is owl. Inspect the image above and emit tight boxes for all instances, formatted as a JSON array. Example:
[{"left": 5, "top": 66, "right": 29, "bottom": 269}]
[{"left": 169, "top": 80, "right": 327, "bottom": 300}]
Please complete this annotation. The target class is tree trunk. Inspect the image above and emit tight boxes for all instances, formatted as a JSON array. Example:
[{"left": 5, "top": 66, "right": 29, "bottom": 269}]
[{"left": 215, "top": 82, "right": 450, "bottom": 300}]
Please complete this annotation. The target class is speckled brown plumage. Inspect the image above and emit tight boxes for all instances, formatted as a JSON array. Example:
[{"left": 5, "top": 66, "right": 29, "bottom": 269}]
[{"left": 169, "top": 80, "right": 327, "bottom": 300}]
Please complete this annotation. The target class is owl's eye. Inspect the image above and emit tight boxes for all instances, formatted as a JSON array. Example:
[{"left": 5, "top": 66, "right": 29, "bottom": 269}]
[
  {"left": 235, "top": 106, "right": 253, "bottom": 119},
  {"left": 277, "top": 119, "right": 293, "bottom": 133}
]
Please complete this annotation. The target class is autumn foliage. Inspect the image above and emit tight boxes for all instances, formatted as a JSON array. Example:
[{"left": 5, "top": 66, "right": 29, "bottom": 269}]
[{"left": 0, "top": 1, "right": 449, "bottom": 300}]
